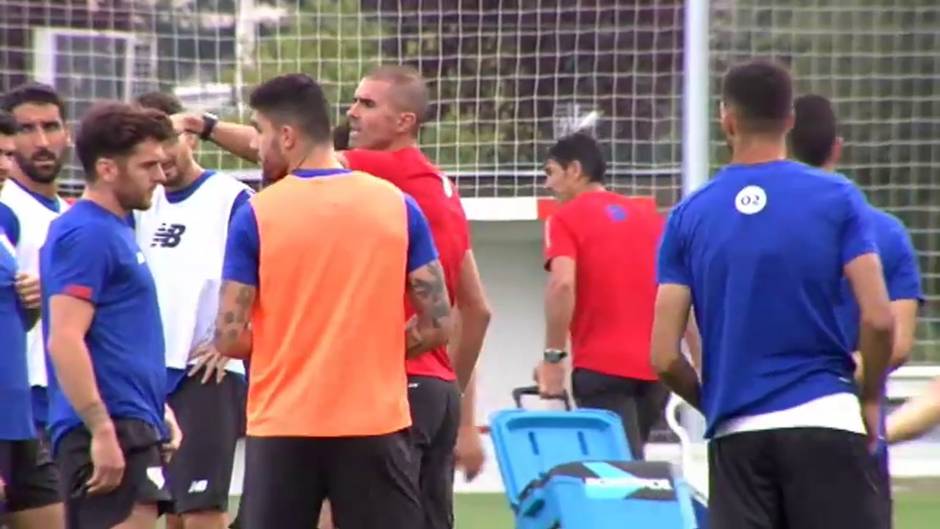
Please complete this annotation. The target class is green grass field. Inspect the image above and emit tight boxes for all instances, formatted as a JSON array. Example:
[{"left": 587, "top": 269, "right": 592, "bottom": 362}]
[{"left": 207, "top": 480, "right": 940, "bottom": 529}]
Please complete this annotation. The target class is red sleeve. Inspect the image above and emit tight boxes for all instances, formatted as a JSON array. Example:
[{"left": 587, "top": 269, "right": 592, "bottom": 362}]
[
  {"left": 344, "top": 149, "right": 406, "bottom": 188},
  {"left": 544, "top": 212, "right": 577, "bottom": 269}
]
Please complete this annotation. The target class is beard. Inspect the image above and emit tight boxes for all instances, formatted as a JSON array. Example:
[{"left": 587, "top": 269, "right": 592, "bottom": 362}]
[
  {"left": 260, "top": 142, "right": 289, "bottom": 188},
  {"left": 14, "top": 150, "right": 64, "bottom": 184}
]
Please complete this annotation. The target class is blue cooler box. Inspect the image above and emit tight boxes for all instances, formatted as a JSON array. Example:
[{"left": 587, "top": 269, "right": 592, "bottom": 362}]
[{"left": 490, "top": 409, "right": 698, "bottom": 529}]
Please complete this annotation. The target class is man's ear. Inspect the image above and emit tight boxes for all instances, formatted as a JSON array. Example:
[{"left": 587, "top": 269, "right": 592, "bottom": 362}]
[
  {"left": 397, "top": 112, "right": 418, "bottom": 134},
  {"left": 94, "top": 158, "right": 118, "bottom": 184},
  {"left": 279, "top": 123, "right": 296, "bottom": 151},
  {"left": 830, "top": 136, "right": 844, "bottom": 167}
]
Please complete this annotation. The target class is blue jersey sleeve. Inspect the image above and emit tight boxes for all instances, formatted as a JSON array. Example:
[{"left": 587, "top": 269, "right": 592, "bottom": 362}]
[
  {"left": 223, "top": 202, "right": 260, "bottom": 286},
  {"left": 883, "top": 220, "right": 923, "bottom": 303},
  {"left": 229, "top": 189, "right": 253, "bottom": 224},
  {"left": 656, "top": 207, "right": 691, "bottom": 286},
  {"left": 840, "top": 186, "right": 878, "bottom": 265},
  {"left": 404, "top": 194, "right": 439, "bottom": 273},
  {"left": 44, "top": 227, "right": 112, "bottom": 303},
  {"left": 0, "top": 202, "right": 21, "bottom": 246}
]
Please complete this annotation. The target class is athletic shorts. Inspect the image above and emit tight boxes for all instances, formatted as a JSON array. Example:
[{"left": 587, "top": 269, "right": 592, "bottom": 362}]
[
  {"left": 408, "top": 375, "right": 461, "bottom": 529},
  {"left": 240, "top": 431, "right": 421, "bottom": 529},
  {"left": 0, "top": 438, "right": 60, "bottom": 514},
  {"left": 56, "top": 419, "right": 172, "bottom": 529},
  {"left": 166, "top": 372, "right": 246, "bottom": 514},
  {"left": 708, "top": 427, "right": 883, "bottom": 529},
  {"left": 571, "top": 368, "right": 669, "bottom": 460}
]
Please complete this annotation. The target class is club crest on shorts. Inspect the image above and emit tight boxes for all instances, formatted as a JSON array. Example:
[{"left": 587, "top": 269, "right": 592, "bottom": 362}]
[{"left": 735, "top": 185, "right": 767, "bottom": 215}]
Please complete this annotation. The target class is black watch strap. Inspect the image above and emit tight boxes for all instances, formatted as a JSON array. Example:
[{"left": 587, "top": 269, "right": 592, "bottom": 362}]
[
  {"left": 544, "top": 349, "right": 568, "bottom": 363},
  {"left": 199, "top": 112, "right": 219, "bottom": 141}
]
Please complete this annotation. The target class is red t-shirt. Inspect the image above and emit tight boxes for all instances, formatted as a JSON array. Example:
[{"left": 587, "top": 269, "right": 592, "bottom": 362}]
[
  {"left": 344, "top": 147, "right": 469, "bottom": 381},
  {"left": 544, "top": 191, "right": 664, "bottom": 380}
]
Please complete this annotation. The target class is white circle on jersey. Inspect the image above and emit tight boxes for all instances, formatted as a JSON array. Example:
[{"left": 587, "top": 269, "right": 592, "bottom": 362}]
[{"left": 735, "top": 185, "right": 767, "bottom": 215}]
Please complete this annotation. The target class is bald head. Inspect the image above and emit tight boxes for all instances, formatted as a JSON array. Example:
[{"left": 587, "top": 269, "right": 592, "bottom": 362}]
[{"left": 365, "top": 65, "right": 430, "bottom": 130}]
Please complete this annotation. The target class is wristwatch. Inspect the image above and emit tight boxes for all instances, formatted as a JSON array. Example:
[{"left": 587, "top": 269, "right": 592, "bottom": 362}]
[
  {"left": 543, "top": 348, "right": 568, "bottom": 364},
  {"left": 199, "top": 112, "right": 219, "bottom": 141}
]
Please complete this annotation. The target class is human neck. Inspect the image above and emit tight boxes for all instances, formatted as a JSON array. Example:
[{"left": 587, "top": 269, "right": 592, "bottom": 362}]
[
  {"left": 382, "top": 135, "right": 418, "bottom": 152},
  {"left": 83, "top": 187, "right": 127, "bottom": 218},
  {"left": 10, "top": 165, "right": 56, "bottom": 198},
  {"left": 571, "top": 181, "right": 605, "bottom": 199},
  {"left": 290, "top": 146, "right": 344, "bottom": 173},
  {"left": 730, "top": 135, "right": 788, "bottom": 165},
  {"left": 164, "top": 161, "right": 206, "bottom": 193}
]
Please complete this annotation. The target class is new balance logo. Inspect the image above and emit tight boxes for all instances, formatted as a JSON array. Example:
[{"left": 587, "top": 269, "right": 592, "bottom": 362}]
[
  {"left": 151, "top": 223, "right": 187, "bottom": 248},
  {"left": 188, "top": 480, "right": 208, "bottom": 493}
]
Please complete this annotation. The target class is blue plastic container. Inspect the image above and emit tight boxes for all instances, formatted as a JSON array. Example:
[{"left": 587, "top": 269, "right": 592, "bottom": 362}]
[{"left": 490, "top": 409, "right": 698, "bottom": 529}]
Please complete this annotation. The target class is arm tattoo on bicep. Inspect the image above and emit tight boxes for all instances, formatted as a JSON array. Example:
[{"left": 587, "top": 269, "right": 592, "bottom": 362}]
[{"left": 408, "top": 261, "right": 451, "bottom": 327}]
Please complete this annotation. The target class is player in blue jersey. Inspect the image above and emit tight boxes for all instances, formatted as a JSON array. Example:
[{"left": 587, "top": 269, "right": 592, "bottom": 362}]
[
  {"left": 651, "top": 59, "right": 895, "bottom": 529},
  {"left": 790, "top": 93, "right": 923, "bottom": 529},
  {"left": 0, "top": 109, "right": 64, "bottom": 528},
  {"left": 41, "top": 102, "right": 182, "bottom": 529}
]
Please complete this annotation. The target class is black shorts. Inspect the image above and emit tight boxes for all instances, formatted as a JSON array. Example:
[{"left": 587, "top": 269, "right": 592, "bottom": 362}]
[
  {"left": 708, "top": 428, "right": 883, "bottom": 529},
  {"left": 408, "top": 375, "right": 461, "bottom": 529},
  {"left": 166, "top": 372, "right": 246, "bottom": 514},
  {"left": 240, "top": 431, "right": 421, "bottom": 529},
  {"left": 571, "top": 368, "right": 669, "bottom": 460},
  {"left": 0, "top": 438, "right": 60, "bottom": 514},
  {"left": 56, "top": 419, "right": 172, "bottom": 529}
]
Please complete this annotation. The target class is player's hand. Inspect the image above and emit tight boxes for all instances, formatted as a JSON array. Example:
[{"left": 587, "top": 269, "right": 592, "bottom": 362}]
[
  {"left": 861, "top": 398, "right": 882, "bottom": 453},
  {"left": 536, "top": 361, "right": 566, "bottom": 398},
  {"left": 170, "top": 112, "right": 204, "bottom": 136},
  {"left": 161, "top": 405, "right": 183, "bottom": 463},
  {"left": 0, "top": 474, "right": 6, "bottom": 501},
  {"left": 87, "top": 424, "right": 125, "bottom": 495},
  {"left": 852, "top": 351, "right": 864, "bottom": 386},
  {"left": 15, "top": 272, "right": 41, "bottom": 309},
  {"left": 188, "top": 343, "right": 228, "bottom": 384},
  {"left": 455, "top": 425, "right": 485, "bottom": 482}
]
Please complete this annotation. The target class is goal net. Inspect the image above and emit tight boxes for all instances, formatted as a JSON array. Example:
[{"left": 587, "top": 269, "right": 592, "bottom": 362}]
[
  {"left": 710, "top": 0, "right": 940, "bottom": 361},
  {"left": 0, "top": 0, "right": 685, "bottom": 206},
  {"left": 1, "top": 0, "right": 937, "bottom": 358}
]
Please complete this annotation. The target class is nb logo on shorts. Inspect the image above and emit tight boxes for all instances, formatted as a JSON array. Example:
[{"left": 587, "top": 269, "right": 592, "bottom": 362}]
[
  {"left": 188, "top": 480, "right": 208, "bottom": 493},
  {"left": 151, "top": 223, "right": 187, "bottom": 248}
]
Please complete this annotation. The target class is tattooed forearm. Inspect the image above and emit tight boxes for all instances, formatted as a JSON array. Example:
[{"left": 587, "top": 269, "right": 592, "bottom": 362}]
[
  {"left": 405, "top": 261, "right": 453, "bottom": 358},
  {"left": 407, "top": 261, "right": 451, "bottom": 328},
  {"left": 214, "top": 281, "right": 256, "bottom": 358}
]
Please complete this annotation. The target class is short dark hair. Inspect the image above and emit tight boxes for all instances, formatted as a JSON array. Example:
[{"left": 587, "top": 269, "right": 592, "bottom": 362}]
[
  {"left": 0, "top": 110, "right": 16, "bottom": 136},
  {"left": 790, "top": 94, "right": 837, "bottom": 168},
  {"left": 134, "top": 91, "right": 184, "bottom": 116},
  {"left": 75, "top": 102, "right": 173, "bottom": 182},
  {"left": 365, "top": 64, "right": 430, "bottom": 128},
  {"left": 332, "top": 120, "right": 351, "bottom": 151},
  {"left": 721, "top": 59, "right": 793, "bottom": 134},
  {"left": 547, "top": 132, "right": 606, "bottom": 183},
  {"left": 1, "top": 82, "right": 66, "bottom": 119},
  {"left": 249, "top": 74, "right": 332, "bottom": 144}
]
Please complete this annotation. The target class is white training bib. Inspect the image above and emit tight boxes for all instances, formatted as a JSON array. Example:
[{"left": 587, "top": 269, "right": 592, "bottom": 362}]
[
  {"left": 0, "top": 180, "right": 70, "bottom": 388},
  {"left": 135, "top": 172, "right": 252, "bottom": 374}
]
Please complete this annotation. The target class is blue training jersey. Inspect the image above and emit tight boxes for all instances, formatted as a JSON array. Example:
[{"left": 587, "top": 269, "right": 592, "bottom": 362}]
[
  {"left": 657, "top": 160, "right": 877, "bottom": 437},
  {"left": 835, "top": 205, "right": 922, "bottom": 469},
  {"left": 0, "top": 205, "right": 34, "bottom": 441},
  {"left": 40, "top": 200, "right": 167, "bottom": 452}
]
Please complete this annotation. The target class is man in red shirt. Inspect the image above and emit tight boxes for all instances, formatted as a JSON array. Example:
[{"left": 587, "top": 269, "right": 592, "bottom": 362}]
[
  {"left": 537, "top": 132, "right": 669, "bottom": 460},
  {"left": 338, "top": 65, "right": 490, "bottom": 529},
  {"left": 175, "top": 65, "right": 492, "bottom": 529}
]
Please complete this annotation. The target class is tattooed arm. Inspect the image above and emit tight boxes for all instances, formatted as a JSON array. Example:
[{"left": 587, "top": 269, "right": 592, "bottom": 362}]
[
  {"left": 405, "top": 260, "right": 453, "bottom": 358},
  {"left": 213, "top": 280, "right": 255, "bottom": 359}
]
